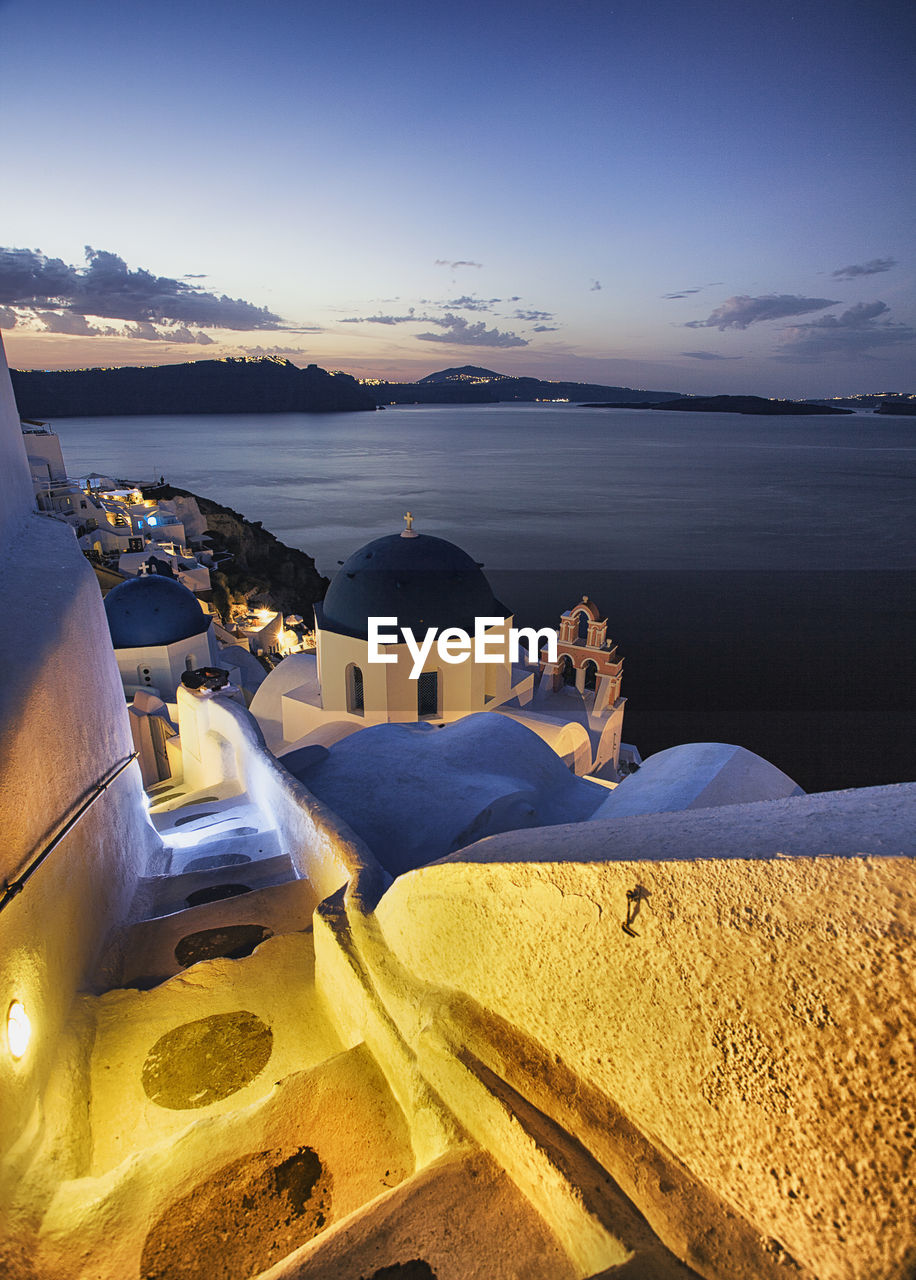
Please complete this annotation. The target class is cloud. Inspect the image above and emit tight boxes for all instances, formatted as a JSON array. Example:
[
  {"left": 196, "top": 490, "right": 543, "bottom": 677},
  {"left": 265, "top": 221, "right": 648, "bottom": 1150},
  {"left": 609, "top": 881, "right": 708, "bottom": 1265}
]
[
  {"left": 0, "top": 306, "right": 18, "bottom": 327},
  {"left": 445, "top": 295, "right": 500, "bottom": 311},
  {"left": 831, "top": 258, "right": 896, "bottom": 280},
  {"left": 35, "top": 309, "right": 116, "bottom": 336},
  {"left": 663, "top": 289, "right": 702, "bottom": 299},
  {"left": 776, "top": 300, "right": 916, "bottom": 361},
  {"left": 532, "top": 323, "right": 560, "bottom": 332},
  {"left": 234, "top": 346, "right": 306, "bottom": 357},
  {"left": 434, "top": 259, "right": 482, "bottom": 269},
  {"left": 340, "top": 311, "right": 421, "bottom": 325},
  {"left": 511, "top": 308, "right": 554, "bottom": 322},
  {"left": 590, "top": 279, "right": 602, "bottom": 291},
  {"left": 681, "top": 350, "right": 743, "bottom": 360},
  {"left": 416, "top": 313, "right": 528, "bottom": 348},
  {"left": 685, "top": 294, "right": 840, "bottom": 330},
  {"left": 0, "top": 246, "right": 286, "bottom": 330},
  {"left": 122, "top": 321, "right": 215, "bottom": 344}
]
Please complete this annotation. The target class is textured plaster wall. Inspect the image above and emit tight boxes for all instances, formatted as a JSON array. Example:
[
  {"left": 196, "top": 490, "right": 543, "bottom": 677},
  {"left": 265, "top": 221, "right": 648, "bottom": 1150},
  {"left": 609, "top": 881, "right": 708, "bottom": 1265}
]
[
  {"left": 0, "top": 517, "right": 161, "bottom": 1177},
  {"left": 374, "top": 789, "right": 916, "bottom": 1280},
  {"left": 0, "top": 337, "right": 38, "bottom": 535}
]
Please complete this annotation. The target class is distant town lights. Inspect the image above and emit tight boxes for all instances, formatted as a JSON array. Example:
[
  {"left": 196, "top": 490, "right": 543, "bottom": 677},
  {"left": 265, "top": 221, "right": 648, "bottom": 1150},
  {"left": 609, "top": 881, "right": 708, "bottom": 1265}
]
[{"left": 7, "top": 1000, "right": 31, "bottom": 1060}]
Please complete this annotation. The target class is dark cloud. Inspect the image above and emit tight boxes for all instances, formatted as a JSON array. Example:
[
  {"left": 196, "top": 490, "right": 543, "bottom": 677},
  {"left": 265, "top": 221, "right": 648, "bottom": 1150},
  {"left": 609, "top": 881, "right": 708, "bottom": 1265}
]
[
  {"left": 0, "top": 246, "right": 285, "bottom": 330},
  {"left": 0, "top": 306, "right": 17, "bottom": 328},
  {"left": 416, "top": 313, "right": 528, "bottom": 348},
  {"left": 183, "top": 273, "right": 208, "bottom": 279},
  {"left": 663, "top": 289, "right": 701, "bottom": 299},
  {"left": 511, "top": 308, "right": 554, "bottom": 322},
  {"left": 590, "top": 279, "right": 602, "bottom": 291},
  {"left": 685, "top": 294, "right": 840, "bottom": 330},
  {"left": 434, "top": 259, "right": 483, "bottom": 269},
  {"left": 776, "top": 301, "right": 916, "bottom": 361},
  {"left": 532, "top": 324, "right": 560, "bottom": 333},
  {"left": 831, "top": 258, "right": 896, "bottom": 280},
  {"left": 681, "top": 350, "right": 743, "bottom": 360}
]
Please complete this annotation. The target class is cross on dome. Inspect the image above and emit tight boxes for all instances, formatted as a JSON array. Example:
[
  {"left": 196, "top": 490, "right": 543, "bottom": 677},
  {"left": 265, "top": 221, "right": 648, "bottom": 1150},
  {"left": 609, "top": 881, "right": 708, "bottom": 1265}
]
[{"left": 401, "top": 510, "right": 419, "bottom": 539}]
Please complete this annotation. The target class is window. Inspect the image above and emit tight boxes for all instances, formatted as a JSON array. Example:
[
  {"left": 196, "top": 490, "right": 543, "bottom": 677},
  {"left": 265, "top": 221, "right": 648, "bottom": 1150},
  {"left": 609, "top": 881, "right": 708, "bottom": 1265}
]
[
  {"left": 583, "top": 660, "right": 598, "bottom": 691},
  {"left": 346, "top": 663, "right": 364, "bottom": 714},
  {"left": 417, "top": 669, "right": 439, "bottom": 718}
]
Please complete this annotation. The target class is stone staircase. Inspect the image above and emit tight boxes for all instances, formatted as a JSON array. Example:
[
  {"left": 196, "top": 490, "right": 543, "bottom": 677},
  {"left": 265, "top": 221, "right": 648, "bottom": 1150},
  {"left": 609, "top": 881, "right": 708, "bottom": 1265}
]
[{"left": 29, "top": 780, "right": 703, "bottom": 1280}]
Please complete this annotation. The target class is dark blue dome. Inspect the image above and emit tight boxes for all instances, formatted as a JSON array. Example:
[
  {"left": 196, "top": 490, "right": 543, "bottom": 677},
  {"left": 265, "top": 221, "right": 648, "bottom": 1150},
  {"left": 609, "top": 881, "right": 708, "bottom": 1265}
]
[
  {"left": 104, "top": 574, "right": 210, "bottom": 649},
  {"left": 317, "top": 531, "right": 507, "bottom": 637}
]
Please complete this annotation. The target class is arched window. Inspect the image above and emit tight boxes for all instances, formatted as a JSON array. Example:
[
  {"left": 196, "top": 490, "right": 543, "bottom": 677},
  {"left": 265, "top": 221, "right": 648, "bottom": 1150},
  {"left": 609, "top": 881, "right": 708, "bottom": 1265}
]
[
  {"left": 560, "top": 655, "right": 576, "bottom": 687},
  {"left": 417, "top": 669, "right": 439, "bottom": 718},
  {"left": 583, "top": 659, "right": 598, "bottom": 691},
  {"left": 346, "top": 663, "right": 364, "bottom": 714},
  {"left": 576, "top": 611, "right": 590, "bottom": 642}
]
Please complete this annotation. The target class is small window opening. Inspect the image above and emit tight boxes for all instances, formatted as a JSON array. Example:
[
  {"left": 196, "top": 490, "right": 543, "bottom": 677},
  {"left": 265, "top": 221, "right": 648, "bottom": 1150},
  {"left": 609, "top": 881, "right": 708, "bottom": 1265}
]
[{"left": 417, "top": 669, "right": 438, "bottom": 717}]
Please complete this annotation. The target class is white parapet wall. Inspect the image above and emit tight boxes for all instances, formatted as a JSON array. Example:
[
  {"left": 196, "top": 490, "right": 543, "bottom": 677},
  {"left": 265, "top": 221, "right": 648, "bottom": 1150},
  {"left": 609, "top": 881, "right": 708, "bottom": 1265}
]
[
  {"left": 175, "top": 685, "right": 386, "bottom": 905},
  {"left": 371, "top": 785, "right": 916, "bottom": 1280}
]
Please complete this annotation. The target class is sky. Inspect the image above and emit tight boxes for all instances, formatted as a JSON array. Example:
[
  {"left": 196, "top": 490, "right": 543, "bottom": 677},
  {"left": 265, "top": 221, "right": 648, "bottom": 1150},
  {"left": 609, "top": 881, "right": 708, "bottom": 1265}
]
[{"left": 1, "top": 0, "right": 914, "bottom": 397}]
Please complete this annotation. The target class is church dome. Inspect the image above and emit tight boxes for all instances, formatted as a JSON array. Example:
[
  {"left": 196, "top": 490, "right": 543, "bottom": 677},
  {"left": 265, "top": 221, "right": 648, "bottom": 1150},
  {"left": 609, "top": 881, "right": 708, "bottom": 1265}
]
[
  {"left": 104, "top": 574, "right": 210, "bottom": 649},
  {"left": 318, "top": 530, "right": 506, "bottom": 637}
]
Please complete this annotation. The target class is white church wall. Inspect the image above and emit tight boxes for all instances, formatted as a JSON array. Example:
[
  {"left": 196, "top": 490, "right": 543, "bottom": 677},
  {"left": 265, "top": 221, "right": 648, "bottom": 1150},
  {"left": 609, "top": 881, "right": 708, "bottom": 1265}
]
[{"left": 371, "top": 786, "right": 916, "bottom": 1280}]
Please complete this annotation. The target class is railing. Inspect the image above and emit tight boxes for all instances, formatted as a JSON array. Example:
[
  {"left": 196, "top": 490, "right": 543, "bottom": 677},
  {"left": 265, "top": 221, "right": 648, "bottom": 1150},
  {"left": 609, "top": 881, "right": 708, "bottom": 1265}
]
[{"left": 0, "top": 752, "right": 140, "bottom": 915}]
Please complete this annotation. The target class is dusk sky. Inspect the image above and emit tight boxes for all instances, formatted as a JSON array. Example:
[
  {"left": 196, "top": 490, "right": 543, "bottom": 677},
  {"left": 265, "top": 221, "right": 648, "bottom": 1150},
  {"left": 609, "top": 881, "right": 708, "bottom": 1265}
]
[{"left": 2, "top": 0, "right": 913, "bottom": 396}]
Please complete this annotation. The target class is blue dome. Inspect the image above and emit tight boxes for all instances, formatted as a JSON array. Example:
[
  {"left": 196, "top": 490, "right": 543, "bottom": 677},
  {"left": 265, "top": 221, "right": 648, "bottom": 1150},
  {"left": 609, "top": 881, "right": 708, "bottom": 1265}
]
[
  {"left": 317, "top": 531, "right": 507, "bottom": 638},
  {"left": 104, "top": 574, "right": 210, "bottom": 649}
]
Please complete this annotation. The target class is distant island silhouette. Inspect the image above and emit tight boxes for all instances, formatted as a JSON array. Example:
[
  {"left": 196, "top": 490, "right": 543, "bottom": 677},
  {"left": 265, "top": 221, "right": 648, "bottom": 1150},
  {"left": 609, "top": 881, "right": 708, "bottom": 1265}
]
[
  {"left": 10, "top": 356, "right": 912, "bottom": 418},
  {"left": 581, "top": 394, "right": 854, "bottom": 415},
  {"left": 369, "top": 364, "right": 681, "bottom": 405}
]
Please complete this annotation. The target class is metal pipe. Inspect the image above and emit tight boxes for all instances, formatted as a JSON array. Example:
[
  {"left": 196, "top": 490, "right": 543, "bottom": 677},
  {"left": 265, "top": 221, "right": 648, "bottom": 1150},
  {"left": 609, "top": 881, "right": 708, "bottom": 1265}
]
[{"left": 0, "top": 752, "right": 140, "bottom": 915}]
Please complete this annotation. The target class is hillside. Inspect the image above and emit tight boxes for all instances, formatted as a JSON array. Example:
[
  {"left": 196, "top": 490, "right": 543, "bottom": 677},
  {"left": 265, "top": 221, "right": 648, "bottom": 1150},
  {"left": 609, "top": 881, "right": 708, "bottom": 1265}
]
[
  {"left": 11, "top": 357, "right": 376, "bottom": 417},
  {"left": 369, "top": 366, "right": 681, "bottom": 405}
]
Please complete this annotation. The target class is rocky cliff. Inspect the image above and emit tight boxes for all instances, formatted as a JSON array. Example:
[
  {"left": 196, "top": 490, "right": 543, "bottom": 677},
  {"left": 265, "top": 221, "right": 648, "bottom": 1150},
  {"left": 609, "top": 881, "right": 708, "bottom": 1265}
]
[{"left": 146, "top": 483, "right": 328, "bottom": 621}]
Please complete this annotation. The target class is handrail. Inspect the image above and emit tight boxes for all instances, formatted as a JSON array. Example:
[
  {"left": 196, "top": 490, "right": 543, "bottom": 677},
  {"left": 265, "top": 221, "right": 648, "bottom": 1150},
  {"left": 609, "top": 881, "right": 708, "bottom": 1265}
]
[{"left": 0, "top": 752, "right": 140, "bottom": 915}]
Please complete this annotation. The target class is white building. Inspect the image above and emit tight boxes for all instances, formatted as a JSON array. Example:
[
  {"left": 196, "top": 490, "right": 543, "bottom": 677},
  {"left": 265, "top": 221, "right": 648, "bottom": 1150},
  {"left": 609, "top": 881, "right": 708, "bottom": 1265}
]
[{"left": 250, "top": 519, "right": 628, "bottom": 776}]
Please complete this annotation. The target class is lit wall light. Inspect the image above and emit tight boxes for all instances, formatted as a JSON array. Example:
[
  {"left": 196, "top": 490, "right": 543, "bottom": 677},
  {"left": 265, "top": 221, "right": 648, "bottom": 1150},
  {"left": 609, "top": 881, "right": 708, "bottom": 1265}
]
[{"left": 7, "top": 1000, "right": 31, "bottom": 1060}]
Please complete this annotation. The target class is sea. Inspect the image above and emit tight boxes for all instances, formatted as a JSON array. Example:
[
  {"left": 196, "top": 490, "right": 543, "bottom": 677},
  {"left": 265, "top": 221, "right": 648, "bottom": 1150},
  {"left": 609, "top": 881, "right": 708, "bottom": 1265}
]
[{"left": 52, "top": 403, "right": 916, "bottom": 794}]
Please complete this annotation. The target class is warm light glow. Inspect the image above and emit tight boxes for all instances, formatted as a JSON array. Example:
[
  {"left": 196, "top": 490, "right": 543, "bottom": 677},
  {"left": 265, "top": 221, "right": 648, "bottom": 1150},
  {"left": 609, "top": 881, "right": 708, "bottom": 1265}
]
[{"left": 7, "top": 1000, "right": 31, "bottom": 1060}]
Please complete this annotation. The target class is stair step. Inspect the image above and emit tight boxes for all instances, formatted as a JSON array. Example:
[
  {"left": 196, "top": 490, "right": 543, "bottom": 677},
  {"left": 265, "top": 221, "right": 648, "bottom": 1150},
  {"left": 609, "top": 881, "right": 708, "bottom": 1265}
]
[
  {"left": 167, "top": 826, "right": 282, "bottom": 874},
  {"left": 85, "top": 930, "right": 344, "bottom": 1176},
  {"left": 254, "top": 1145, "right": 579, "bottom": 1280},
  {"left": 40, "top": 1043, "right": 414, "bottom": 1280},
  {"left": 118, "top": 879, "right": 317, "bottom": 990},
  {"left": 137, "top": 852, "right": 296, "bottom": 920}
]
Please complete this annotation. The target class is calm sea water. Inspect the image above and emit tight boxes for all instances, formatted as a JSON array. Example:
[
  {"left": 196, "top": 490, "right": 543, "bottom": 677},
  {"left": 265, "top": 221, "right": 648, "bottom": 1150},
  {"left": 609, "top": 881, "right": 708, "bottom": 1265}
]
[
  {"left": 53, "top": 403, "right": 915, "bottom": 576},
  {"left": 53, "top": 404, "right": 916, "bottom": 791}
]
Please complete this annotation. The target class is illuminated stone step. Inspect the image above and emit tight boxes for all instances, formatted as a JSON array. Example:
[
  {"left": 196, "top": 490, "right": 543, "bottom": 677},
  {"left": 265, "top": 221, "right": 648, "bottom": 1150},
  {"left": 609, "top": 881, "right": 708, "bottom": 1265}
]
[
  {"left": 39, "top": 1043, "right": 414, "bottom": 1280},
  {"left": 117, "top": 878, "right": 318, "bottom": 990}
]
